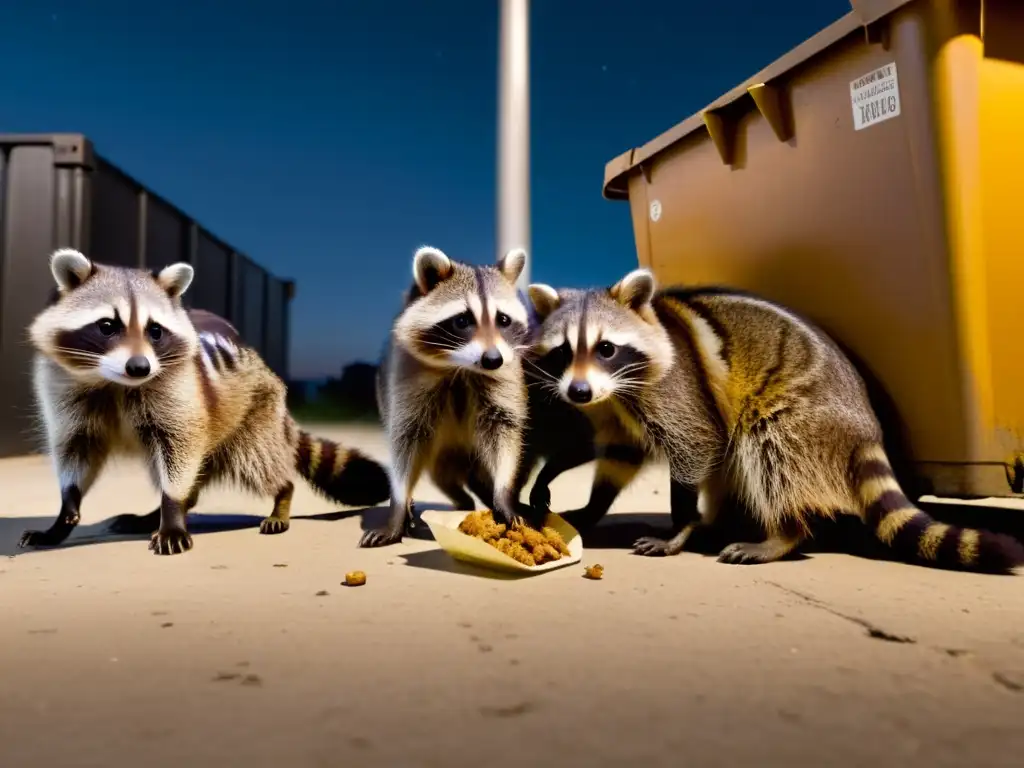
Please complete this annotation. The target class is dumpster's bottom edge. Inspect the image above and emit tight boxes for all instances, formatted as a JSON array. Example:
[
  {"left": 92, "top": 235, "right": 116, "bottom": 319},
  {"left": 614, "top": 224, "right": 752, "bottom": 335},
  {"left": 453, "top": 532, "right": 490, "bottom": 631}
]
[{"left": 917, "top": 461, "right": 1023, "bottom": 502}]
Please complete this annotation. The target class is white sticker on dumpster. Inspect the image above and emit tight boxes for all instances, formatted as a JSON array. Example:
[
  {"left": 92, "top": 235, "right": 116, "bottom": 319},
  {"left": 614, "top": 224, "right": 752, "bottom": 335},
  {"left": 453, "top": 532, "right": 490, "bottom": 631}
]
[
  {"left": 649, "top": 199, "right": 662, "bottom": 223},
  {"left": 850, "top": 62, "right": 901, "bottom": 131}
]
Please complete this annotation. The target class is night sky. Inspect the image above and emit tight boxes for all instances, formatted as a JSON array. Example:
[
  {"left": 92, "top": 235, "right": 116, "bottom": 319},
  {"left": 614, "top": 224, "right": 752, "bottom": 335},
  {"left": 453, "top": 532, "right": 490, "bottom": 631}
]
[{"left": 1, "top": 0, "right": 849, "bottom": 377}]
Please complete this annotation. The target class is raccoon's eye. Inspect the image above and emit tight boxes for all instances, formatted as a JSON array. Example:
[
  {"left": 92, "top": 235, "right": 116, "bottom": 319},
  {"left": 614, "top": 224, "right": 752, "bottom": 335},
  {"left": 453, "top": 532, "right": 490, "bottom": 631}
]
[
  {"left": 495, "top": 311, "right": 512, "bottom": 328},
  {"left": 96, "top": 318, "right": 120, "bottom": 337},
  {"left": 595, "top": 340, "right": 616, "bottom": 359},
  {"left": 146, "top": 322, "right": 164, "bottom": 342},
  {"left": 452, "top": 312, "right": 474, "bottom": 330}
]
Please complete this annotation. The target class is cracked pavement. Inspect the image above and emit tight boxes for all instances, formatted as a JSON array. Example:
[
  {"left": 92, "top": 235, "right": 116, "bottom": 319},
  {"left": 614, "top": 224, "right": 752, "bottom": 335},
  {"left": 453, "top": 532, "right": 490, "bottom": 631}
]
[{"left": 1, "top": 424, "right": 1022, "bottom": 767}]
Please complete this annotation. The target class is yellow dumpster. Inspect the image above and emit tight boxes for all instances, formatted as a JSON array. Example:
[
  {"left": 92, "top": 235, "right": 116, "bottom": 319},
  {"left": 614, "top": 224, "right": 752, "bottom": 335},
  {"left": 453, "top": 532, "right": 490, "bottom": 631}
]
[{"left": 602, "top": 0, "right": 1024, "bottom": 500}]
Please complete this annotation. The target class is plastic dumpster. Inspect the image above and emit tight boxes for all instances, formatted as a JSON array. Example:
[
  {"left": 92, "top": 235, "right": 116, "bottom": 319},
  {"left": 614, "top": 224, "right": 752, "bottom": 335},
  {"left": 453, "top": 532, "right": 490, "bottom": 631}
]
[{"left": 602, "top": 0, "right": 1024, "bottom": 500}]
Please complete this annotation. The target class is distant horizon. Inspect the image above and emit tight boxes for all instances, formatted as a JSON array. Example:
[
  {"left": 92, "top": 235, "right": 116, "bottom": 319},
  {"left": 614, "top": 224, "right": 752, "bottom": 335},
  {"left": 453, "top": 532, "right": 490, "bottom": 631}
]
[{"left": 1, "top": 0, "right": 850, "bottom": 378}]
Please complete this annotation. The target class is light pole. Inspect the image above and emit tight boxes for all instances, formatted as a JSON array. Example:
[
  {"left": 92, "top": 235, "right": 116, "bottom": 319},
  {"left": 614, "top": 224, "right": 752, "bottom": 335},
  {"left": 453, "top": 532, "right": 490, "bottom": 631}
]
[{"left": 497, "top": 0, "right": 530, "bottom": 293}]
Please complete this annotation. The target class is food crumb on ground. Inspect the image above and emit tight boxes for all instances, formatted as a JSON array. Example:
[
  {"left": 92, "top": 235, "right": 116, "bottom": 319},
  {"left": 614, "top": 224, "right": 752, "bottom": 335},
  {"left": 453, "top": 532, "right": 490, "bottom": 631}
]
[
  {"left": 344, "top": 571, "right": 367, "bottom": 587},
  {"left": 583, "top": 564, "right": 604, "bottom": 580}
]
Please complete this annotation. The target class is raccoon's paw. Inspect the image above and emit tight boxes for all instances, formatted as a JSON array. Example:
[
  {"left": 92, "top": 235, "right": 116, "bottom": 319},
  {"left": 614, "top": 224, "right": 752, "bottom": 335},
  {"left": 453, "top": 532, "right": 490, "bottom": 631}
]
[
  {"left": 717, "top": 541, "right": 777, "bottom": 565},
  {"left": 108, "top": 510, "right": 160, "bottom": 535},
  {"left": 359, "top": 527, "right": 403, "bottom": 548},
  {"left": 259, "top": 517, "right": 290, "bottom": 535},
  {"left": 632, "top": 536, "right": 672, "bottom": 557},
  {"left": 150, "top": 528, "right": 194, "bottom": 556},
  {"left": 528, "top": 485, "right": 551, "bottom": 513}
]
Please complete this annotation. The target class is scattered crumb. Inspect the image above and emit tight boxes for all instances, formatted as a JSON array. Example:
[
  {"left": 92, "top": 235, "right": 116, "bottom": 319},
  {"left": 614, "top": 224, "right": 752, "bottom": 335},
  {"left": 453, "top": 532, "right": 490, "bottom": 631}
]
[
  {"left": 478, "top": 643, "right": 493, "bottom": 653},
  {"left": 315, "top": 590, "right": 329, "bottom": 597},
  {"left": 458, "top": 510, "right": 570, "bottom": 567},
  {"left": 583, "top": 564, "right": 604, "bottom": 580},
  {"left": 151, "top": 611, "right": 169, "bottom": 617},
  {"left": 160, "top": 622, "right": 174, "bottom": 628},
  {"left": 212, "top": 672, "right": 240, "bottom": 682},
  {"left": 272, "top": 563, "right": 288, "bottom": 568},
  {"left": 241, "top": 674, "right": 263, "bottom": 687},
  {"left": 344, "top": 571, "right": 367, "bottom": 587}
]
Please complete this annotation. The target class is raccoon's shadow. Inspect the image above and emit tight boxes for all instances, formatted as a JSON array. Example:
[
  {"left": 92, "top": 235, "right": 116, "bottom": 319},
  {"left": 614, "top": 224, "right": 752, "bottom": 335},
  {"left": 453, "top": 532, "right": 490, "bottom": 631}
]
[{"left": 0, "top": 512, "right": 265, "bottom": 557}]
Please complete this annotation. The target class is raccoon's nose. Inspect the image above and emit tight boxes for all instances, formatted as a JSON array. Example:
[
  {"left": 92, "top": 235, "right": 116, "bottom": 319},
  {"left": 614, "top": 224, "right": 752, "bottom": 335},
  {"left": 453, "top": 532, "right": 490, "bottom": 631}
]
[
  {"left": 567, "top": 380, "right": 593, "bottom": 404},
  {"left": 125, "top": 355, "right": 151, "bottom": 379},
  {"left": 480, "top": 348, "right": 504, "bottom": 370}
]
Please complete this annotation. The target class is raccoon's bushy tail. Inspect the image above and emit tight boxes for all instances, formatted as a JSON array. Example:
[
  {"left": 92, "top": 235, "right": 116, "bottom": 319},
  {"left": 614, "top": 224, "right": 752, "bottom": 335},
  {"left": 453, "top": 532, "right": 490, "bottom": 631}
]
[
  {"left": 295, "top": 431, "right": 391, "bottom": 507},
  {"left": 851, "top": 443, "right": 1024, "bottom": 574}
]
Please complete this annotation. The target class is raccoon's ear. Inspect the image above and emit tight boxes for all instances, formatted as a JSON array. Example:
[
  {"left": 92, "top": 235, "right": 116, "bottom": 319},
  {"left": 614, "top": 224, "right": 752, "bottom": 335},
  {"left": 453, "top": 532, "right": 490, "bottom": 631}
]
[
  {"left": 497, "top": 247, "right": 527, "bottom": 285},
  {"left": 156, "top": 262, "right": 195, "bottom": 299},
  {"left": 610, "top": 268, "right": 657, "bottom": 312},
  {"left": 412, "top": 246, "right": 454, "bottom": 294},
  {"left": 50, "top": 248, "right": 95, "bottom": 292},
  {"left": 528, "top": 283, "right": 561, "bottom": 320}
]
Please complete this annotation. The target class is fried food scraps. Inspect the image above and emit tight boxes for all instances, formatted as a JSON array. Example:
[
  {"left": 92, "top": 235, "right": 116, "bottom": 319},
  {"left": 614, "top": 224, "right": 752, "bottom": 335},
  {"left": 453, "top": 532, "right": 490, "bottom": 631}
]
[
  {"left": 457, "top": 510, "right": 570, "bottom": 567},
  {"left": 583, "top": 564, "right": 604, "bottom": 580}
]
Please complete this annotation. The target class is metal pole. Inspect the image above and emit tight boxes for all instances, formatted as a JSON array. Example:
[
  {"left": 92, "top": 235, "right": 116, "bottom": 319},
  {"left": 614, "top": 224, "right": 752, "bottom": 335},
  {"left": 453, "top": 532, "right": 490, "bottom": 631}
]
[{"left": 497, "top": 0, "right": 530, "bottom": 292}]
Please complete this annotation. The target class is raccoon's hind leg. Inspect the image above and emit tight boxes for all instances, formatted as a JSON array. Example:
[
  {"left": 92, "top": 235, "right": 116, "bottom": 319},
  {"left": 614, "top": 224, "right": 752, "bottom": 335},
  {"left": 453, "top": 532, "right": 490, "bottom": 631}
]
[
  {"left": 634, "top": 472, "right": 725, "bottom": 557},
  {"left": 20, "top": 438, "right": 110, "bottom": 549},
  {"left": 259, "top": 482, "right": 295, "bottom": 535},
  {"left": 717, "top": 518, "right": 806, "bottom": 565}
]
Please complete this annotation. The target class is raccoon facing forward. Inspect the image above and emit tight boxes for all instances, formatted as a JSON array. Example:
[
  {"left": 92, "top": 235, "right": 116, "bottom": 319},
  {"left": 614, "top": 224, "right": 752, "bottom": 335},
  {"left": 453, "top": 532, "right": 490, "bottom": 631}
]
[
  {"left": 22, "top": 248, "right": 390, "bottom": 555},
  {"left": 364, "top": 245, "right": 536, "bottom": 548},
  {"left": 527, "top": 269, "right": 1024, "bottom": 574}
]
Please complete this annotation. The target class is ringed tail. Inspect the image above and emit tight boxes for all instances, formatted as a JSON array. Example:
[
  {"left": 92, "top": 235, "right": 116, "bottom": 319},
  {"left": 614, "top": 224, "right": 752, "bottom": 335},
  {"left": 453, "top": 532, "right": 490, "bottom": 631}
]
[
  {"left": 852, "top": 443, "right": 1024, "bottom": 574},
  {"left": 296, "top": 431, "right": 391, "bottom": 507}
]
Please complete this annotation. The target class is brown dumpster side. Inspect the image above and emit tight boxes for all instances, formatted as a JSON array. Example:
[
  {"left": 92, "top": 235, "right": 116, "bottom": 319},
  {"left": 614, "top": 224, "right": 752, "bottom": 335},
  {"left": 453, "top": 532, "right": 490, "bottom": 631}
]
[{"left": 602, "top": 0, "right": 1024, "bottom": 500}]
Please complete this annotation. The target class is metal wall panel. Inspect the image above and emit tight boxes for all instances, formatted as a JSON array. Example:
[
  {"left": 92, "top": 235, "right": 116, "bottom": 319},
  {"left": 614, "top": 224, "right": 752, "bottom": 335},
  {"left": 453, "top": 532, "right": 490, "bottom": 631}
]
[
  {"left": 190, "top": 230, "right": 230, "bottom": 317},
  {"left": 242, "top": 259, "right": 266, "bottom": 354},
  {"left": 263, "top": 277, "right": 285, "bottom": 377},
  {"left": 144, "top": 194, "right": 188, "bottom": 269},
  {"left": 90, "top": 158, "right": 139, "bottom": 267},
  {"left": 0, "top": 146, "right": 58, "bottom": 455}
]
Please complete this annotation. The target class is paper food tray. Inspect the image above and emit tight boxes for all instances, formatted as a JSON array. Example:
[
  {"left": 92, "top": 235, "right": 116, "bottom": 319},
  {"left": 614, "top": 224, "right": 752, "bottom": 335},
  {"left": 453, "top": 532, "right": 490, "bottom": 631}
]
[{"left": 420, "top": 510, "right": 583, "bottom": 575}]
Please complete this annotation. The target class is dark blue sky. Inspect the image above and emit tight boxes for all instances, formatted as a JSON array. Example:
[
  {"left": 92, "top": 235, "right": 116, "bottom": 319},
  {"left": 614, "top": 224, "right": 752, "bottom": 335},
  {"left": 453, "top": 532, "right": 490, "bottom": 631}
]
[{"left": 2, "top": 0, "right": 849, "bottom": 377}]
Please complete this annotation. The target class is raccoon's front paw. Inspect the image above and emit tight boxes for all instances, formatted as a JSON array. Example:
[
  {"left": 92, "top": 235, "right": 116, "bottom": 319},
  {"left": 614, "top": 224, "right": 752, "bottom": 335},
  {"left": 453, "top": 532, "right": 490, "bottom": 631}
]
[
  {"left": 528, "top": 485, "right": 551, "bottom": 513},
  {"left": 150, "top": 528, "right": 194, "bottom": 556},
  {"left": 108, "top": 510, "right": 160, "bottom": 535},
  {"left": 632, "top": 536, "right": 672, "bottom": 557},
  {"left": 258, "top": 517, "right": 290, "bottom": 535},
  {"left": 359, "top": 527, "right": 403, "bottom": 548},
  {"left": 19, "top": 529, "right": 63, "bottom": 548}
]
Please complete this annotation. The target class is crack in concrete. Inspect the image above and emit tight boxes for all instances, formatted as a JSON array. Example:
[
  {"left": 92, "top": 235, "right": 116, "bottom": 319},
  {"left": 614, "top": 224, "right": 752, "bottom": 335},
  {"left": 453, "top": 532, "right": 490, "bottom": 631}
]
[
  {"left": 763, "top": 581, "right": 1024, "bottom": 696},
  {"left": 763, "top": 581, "right": 916, "bottom": 644}
]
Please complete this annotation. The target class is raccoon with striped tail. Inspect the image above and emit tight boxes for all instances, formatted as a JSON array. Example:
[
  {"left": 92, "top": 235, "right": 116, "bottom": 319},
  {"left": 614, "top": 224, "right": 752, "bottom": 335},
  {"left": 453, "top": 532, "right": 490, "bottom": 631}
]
[
  {"left": 21, "top": 248, "right": 390, "bottom": 555},
  {"left": 527, "top": 269, "right": 1024, "bottom": 573},
  {"left": 364, "top": 244, "right": 538, "bottom": 548}
]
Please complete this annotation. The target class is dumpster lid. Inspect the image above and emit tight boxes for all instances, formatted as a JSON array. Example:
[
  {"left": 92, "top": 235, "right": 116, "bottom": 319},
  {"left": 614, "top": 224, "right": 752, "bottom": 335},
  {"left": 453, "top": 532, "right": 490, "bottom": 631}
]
[{"left": 602, "top": 1, "right": 915, "bottom": 200}]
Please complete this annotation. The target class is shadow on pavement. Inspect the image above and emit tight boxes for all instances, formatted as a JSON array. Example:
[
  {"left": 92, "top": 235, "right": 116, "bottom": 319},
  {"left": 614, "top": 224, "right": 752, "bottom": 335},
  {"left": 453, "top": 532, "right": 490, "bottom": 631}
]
[{"left": 0, "top": 512, "right": 265, "bottom": 558}]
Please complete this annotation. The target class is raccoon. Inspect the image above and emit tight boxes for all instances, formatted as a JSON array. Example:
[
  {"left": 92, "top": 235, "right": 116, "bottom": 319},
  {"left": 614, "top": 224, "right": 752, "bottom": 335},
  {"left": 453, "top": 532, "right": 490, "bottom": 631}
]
[
  {"left": 527, "top": 269, "right": 1024, "bottom": 574},
  {"left": 362, "top": 245, "right": 536, "bottom": 548},
  {"left": 21, "top": 248, "right": 390, "bottom": 555}
]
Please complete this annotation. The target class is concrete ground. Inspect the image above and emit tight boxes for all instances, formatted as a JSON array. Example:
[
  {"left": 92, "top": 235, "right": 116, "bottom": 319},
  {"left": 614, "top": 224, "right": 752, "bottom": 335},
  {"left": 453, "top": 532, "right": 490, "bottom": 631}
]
[{"left": 1, "top": 424, "right": 1022, "bottom": 768}]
